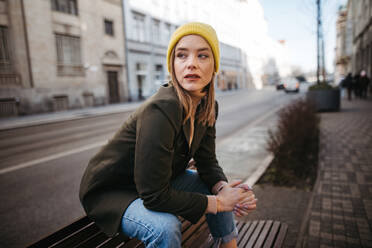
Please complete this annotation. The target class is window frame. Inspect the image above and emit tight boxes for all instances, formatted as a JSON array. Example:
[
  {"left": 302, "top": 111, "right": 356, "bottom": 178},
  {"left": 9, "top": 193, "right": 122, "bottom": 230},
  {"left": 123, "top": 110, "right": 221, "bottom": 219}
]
[
  {"left": 51, "top": 0, "right": 79, "bottom": 16},
  {"left": 55, "top": 33, "right": 84, "bottom": 76},
  {"left": 104, "top": 19, "right": 114, "bottom": 36}
]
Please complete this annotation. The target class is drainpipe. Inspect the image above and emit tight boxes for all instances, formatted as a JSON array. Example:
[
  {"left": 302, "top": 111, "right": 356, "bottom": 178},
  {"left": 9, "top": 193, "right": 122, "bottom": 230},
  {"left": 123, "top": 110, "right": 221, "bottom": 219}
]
[
  {"left": 20, "top": 0, "right": 34, "bottom": 88},
  {"left": 121, "top": 0, "right": 131, "bottom": 101}
]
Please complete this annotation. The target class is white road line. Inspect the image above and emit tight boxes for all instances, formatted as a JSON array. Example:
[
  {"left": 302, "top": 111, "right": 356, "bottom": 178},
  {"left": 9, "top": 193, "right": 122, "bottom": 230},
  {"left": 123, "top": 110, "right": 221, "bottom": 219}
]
[
  {"left": 217, "top": 104, "right": 282, "bottom": 146},
  {"left": 1, "top": 102, "right": 284, "bottom": 176},
  {"left": 0, "top": 141, "right": 106, "bottom": 175}
]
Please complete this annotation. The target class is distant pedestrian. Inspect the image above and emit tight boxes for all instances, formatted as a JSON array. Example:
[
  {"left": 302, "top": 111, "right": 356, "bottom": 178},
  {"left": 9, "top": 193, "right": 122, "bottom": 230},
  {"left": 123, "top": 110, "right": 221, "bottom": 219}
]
[
  {"left": 359, "top": 70, "right": 370, "bottom": 99},
  {"left": 353, "top": 73, "right": 361, "bottom": 98},
  {"left": 342, "top": 73, "right": 353, "bottom": 101},
  {"left": 79, "top": 22, "right": 257, "bottom": 248}
]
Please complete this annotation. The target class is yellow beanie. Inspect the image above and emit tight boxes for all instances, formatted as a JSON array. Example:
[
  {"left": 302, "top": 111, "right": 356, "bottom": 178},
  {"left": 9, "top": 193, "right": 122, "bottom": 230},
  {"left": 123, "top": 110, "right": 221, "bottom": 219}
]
[{"left": 166, "top": 22, "right": 220, "bottom": 74}]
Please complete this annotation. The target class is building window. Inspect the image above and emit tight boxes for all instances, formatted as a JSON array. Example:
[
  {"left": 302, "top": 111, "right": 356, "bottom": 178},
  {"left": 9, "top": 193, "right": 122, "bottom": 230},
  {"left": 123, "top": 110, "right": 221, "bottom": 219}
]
[
  {"left": 132, "top": 11, "right": 146, "bottom": 42},
  {"left": 154, "top": 64, "right": 163, "bottom": 81},
  {"left": 0, "top": 26, "right": 11, "bottom": 72},
  {"left": 151, "top": 19, "right": 160, "bottom": 44},
  {"left": 164, "top": 23, "right": 171, "bottom": 44},
  {"left": 104, "top": 19, "right": 114, "bottom": 36},
  {"left": 55, "top": 34, "right": 83, "bottom": 76},
  {"left": 51, "top": 0, "right": 78, "bottom": 15}
]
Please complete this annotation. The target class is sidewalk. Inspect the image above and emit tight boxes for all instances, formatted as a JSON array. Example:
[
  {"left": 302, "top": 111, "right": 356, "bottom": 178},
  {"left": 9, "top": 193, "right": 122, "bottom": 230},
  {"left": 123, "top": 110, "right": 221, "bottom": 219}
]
[
  {"left": 300, "top": 99, "right": 372, "bottom": 247},
  {"left": 0, "top": 102, "right": 142, "bottom": 131}
]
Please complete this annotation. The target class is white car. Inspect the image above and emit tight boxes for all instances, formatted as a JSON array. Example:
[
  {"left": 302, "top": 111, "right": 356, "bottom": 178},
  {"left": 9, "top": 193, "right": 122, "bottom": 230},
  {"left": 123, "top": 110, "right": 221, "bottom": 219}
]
[{"left": 284, "top": 78, "right": 300, "bottom": 93}]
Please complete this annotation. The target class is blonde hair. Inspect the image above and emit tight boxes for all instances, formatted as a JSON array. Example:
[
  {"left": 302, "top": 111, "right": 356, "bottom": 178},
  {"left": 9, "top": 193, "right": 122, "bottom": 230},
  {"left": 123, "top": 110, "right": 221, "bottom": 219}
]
[{"left": 169, "top": 48, "right": 216, "bottom": 127}]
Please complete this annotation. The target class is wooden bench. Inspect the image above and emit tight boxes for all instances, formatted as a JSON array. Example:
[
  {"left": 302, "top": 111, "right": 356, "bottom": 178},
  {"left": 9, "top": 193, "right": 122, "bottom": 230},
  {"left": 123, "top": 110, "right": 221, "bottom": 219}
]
[{"left": 27, "top": 215, "right": 287, "bottom": 248}]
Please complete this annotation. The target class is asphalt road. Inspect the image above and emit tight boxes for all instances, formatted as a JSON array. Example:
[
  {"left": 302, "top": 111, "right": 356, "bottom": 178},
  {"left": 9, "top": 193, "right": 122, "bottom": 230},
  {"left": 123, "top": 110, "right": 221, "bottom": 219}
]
[{"left": 0, "top": 86, "right": 304, "bottom": 248}]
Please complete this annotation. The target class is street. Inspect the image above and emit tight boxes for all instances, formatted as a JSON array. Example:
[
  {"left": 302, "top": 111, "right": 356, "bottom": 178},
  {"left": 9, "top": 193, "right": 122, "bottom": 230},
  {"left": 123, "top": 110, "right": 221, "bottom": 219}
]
[{"left": 0, "top": 87, "right": 305, "bottom": 248}]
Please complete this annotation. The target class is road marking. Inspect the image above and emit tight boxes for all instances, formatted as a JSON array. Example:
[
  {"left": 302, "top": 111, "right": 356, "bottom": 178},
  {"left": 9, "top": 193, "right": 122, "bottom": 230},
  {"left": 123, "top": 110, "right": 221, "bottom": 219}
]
[
  {"left": 0, "top": 141, "right": 106, "bottom": 175},
  {"left": 1, "top": 101, "right": 284, "bottom": 176},
  {"left": 217, "top": 104, "right": 282, "bottom": 146}
]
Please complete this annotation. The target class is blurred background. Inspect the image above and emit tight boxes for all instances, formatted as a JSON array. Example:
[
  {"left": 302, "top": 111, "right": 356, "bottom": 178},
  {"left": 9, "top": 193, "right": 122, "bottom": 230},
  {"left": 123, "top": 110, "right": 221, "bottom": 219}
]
[{"left": 0, "top": 0, "right": 370, "bottom": 247}]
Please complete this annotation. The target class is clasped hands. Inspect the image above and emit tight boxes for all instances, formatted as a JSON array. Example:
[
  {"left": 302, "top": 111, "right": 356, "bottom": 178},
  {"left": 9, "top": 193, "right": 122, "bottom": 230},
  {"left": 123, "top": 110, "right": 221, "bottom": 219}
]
[{"left": 216, "top": 180, "right": 257, "bottom": 217}]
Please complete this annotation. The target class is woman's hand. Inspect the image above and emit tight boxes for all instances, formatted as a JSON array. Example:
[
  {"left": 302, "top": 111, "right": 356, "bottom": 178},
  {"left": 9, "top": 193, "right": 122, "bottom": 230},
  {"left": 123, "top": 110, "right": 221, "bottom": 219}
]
[
  {"left": 233, "top": 183, "right": 257, "bottom": 217},
  {"left": 216, "top": 180, "right": 253, "bottom": 212}
]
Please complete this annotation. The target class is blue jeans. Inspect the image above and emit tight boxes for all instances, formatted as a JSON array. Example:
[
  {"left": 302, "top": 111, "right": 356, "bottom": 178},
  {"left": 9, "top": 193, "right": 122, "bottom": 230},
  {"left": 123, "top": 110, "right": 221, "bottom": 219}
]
[{"left": 121, "top": 169, "right": 238, "bottom": 248}]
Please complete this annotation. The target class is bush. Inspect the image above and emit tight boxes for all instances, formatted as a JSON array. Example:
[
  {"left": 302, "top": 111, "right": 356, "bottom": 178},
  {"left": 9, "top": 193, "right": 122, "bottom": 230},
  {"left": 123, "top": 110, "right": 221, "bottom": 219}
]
[
  {"left": 309, "top": 83, "right": 335, "bottom": 91},
  {"left": 262, "top": 98, "right": 320, "bottom": 189}
]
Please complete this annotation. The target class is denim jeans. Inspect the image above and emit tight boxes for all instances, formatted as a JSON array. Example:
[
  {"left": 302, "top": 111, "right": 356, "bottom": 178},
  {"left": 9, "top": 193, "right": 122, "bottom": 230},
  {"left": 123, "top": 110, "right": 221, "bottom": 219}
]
[{"left": 121, "top": 169, "right": 238, "bottom": 248}]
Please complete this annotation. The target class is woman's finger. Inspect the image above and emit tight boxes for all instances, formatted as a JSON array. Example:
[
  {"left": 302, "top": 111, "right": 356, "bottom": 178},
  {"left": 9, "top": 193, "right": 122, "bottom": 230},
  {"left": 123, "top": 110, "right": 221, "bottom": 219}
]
[{"left": 228, "top": 180, "right": 243, "bottom": 188}]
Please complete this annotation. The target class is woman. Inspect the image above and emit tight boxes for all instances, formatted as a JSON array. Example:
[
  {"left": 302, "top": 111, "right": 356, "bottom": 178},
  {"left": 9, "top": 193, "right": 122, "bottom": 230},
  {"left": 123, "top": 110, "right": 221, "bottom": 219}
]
[{"left": 79, "top": 22, "right": 257, "bottom": 248}]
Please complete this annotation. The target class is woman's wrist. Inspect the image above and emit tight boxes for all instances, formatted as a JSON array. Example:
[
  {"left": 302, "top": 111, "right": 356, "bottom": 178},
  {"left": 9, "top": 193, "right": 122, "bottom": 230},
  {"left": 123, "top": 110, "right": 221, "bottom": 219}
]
[{"left": 206, "top": 195, "right": 218, "bottom": 214}]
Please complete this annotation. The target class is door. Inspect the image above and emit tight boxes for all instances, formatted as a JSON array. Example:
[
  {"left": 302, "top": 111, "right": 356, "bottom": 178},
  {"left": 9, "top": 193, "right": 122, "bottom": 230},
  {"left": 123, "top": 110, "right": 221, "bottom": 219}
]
[{"left": 108, "top": 71, "right": 119, "bottom": 103}]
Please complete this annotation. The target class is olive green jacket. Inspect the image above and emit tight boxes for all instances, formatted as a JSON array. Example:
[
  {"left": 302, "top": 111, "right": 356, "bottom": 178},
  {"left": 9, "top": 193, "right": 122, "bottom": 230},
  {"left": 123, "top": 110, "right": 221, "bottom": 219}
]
[{"left": 79, "top": 84, "right": 227, "bottom": 237}]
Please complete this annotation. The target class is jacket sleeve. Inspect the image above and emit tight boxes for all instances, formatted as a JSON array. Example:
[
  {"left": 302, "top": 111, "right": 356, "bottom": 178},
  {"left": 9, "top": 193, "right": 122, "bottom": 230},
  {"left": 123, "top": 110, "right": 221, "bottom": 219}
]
[
  {"left": 193, "top": 101, "right": 228, "bottom": 191},
  {"left": 134, "top": 102, "right": 207, "bottom": 224}
]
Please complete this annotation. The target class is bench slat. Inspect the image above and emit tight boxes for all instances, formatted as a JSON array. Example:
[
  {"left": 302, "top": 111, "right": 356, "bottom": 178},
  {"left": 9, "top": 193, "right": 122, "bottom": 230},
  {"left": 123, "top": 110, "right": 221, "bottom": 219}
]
[
  {"left": 75, "top": 232, "right": 108, "bottom": 248},
  {"left": 262, "top": 221, "right": 281, "bottom": 248},
  {"left": 238, "top": 221, "right": 257, "bottom": 247},
  {"left": 97, "top": 233, "right": 130, "bottom": 248},
  {"left": 246, "top": 221, "right": 266, "bottom": 247},
  {"left": 52, "top": 222, "right": 101, "bottom": 248},
  {"left": 29, "top": 217, "right": 288, "bottom": 248},
  {"left": 273, "top": 223, "right": 288, "bottom": 248},
  {"left": 181, "top": 216, "right": 206, "bottom": 243},
  {"left": 27, "top": 217, "right": 92, "bottom": 248},
  {"left": 182, "top": 220, "right": 210, "bottom": 247},
  {"left": 121, "top": 238, "right": 143, "bottom": 248},
  {"left": 253, "top": 220, "right": 273, "bottom": 248}
]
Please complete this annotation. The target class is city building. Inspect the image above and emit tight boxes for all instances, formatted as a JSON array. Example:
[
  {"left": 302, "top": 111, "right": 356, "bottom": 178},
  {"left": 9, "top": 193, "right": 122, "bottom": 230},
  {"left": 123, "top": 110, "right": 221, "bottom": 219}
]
[
  {"left": 123, "top": 0, "right": 249, "bottom": 100},
  {"left": 125, "top": 0, "right": 287, "bottom": 90},
  {"left": 0, "top": 0, "right": 128, "bottom": 116},
  {"left": 334, "top": 0, "right": 371, "bottom": 81},
  {"left": 350, "top": 0, "right": 371, "bottom": 77}
]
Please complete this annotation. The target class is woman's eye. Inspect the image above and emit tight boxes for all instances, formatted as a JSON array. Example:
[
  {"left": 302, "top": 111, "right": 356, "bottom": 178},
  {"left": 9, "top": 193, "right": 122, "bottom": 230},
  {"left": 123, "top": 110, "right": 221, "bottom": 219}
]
[
  {"left": 176, "top": 53, "right": 186, "bottom": 58},
  {"left": 199, "top": 54, "right": 209, "bottom": 59}
]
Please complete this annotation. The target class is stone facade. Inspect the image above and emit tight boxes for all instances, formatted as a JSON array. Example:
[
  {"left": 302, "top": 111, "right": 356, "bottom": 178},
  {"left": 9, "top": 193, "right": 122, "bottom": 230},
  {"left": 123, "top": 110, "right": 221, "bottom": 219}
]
[
  {"left": 336, "top": 0, "right": 372, "bottom": 81},
  {"left": 0, "top": 0, "right": 128, "bottom": 116},
  {"left": 350, "top": 0, "right": 372, "bottom": 76},
  {"left": 123, "top": 2, "right": 249, "bottom": 101}
]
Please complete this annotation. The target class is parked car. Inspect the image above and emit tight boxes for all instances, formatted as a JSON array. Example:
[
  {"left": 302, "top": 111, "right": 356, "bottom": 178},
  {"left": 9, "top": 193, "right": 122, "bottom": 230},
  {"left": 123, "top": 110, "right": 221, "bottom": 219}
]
[
  {"left": 284, "top": 78, "right": 300, "bottom": 93},
  {"left": 276, "top": 82, "right": 285, "bottom": 90}
]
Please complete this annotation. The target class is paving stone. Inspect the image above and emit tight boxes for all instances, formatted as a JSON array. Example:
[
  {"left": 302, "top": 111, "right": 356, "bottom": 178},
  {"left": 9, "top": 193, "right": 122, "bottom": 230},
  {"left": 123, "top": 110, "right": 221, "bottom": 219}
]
[{"left": 299, "top": 101, "right": 372, "bottom": 247}]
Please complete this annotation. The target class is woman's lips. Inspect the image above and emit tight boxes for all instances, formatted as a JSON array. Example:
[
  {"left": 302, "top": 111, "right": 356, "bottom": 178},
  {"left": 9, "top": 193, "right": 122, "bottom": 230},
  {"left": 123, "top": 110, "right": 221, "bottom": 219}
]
[{"left": 184, "top": 74, "right": 201, "bottom": 80}]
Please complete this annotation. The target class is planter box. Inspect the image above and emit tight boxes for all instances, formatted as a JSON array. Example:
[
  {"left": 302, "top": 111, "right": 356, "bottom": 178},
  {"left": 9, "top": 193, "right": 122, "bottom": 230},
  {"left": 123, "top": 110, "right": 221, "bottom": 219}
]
[{"left": 307, "top": 89, "right": 340, "bottom": 112}]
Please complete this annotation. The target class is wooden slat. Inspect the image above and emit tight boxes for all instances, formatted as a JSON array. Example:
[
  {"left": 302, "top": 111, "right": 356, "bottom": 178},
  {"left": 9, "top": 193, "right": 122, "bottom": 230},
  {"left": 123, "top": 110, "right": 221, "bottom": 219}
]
[
  {"left": 183, "top": 221, "right": 210, "bottom": 247},
  {"left": 27, "top": 217, "right": 93, "bottom": 248},
  {"left": 75, "top": 232, "right": 108, "bottom": 248},
  {"left": 236, "top": 221, "right": 252, "bottom": 246},
  {"left": 245, "top": 221, "right": 265, "bottom": 247},
  {"left": 263, "top": 221, "right": 281, "bottom": 248},
  {"left": 29, "top": 215, "right": 288, "bottom": 248},
  {"left": 52, "top": 223, "right": 101, "bottom": 248},
  {"left": 121, "top": 238, "right": 142, "bottom": 248},
  {"left": 97, "top": 233, "right": 130, "bottom": 248},
  {"left": 238, "top": 221, "right": 257, "bottom": 247},
  {"left": 253, "top": 221, "right": 273, "bottom": 248},
  {"left": 273, "top": 223, "right": 288, "bottom": 248},
  {"left": 181, "top": 216, "right": 206, "bottom": 243}
]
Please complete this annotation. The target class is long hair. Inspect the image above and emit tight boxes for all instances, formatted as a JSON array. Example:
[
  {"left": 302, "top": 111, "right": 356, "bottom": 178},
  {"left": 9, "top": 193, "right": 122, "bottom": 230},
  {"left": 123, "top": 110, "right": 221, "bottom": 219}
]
[{"left": 169, "top": 47, "right": 216, "bottom": 127}]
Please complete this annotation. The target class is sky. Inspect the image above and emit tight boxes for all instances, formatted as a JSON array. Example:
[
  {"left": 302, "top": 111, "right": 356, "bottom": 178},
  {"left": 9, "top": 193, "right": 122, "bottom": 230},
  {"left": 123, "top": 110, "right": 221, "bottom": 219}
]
[{"left": 259, "top": 0, "right": 347, "bottom": 74}]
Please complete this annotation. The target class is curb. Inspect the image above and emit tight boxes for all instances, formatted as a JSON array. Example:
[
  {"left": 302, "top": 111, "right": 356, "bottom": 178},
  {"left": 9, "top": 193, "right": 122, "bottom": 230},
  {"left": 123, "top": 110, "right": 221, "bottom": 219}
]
[
  {"left": 0, "top": 104, "right": 140, "bottom": 131},
  {"left": 243, "top": 154, "right": 274, "bottom": 187}
]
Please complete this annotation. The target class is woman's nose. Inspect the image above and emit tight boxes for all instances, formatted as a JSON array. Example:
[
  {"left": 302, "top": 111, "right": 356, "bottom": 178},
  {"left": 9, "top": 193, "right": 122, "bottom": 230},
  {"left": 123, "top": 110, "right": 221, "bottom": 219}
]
[{"left": 186, "top": 55, "right": 197, "bottom": 69}]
